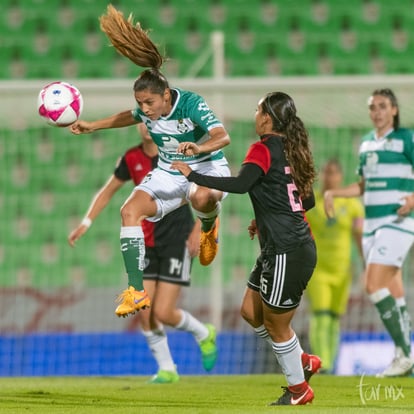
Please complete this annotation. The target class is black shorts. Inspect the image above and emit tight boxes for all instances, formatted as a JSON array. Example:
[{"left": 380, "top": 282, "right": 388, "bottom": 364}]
[
  {"left": 143, "top": 244, "right": 192, "bottom": 286},
  {"left": 247, "top": 240, "right": 316, "bottom": 310}
]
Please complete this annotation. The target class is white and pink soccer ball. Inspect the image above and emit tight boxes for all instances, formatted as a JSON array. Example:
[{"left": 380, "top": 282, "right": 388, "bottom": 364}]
[{"left": 37, "top": 81, "right": 83, "bottom": 127}]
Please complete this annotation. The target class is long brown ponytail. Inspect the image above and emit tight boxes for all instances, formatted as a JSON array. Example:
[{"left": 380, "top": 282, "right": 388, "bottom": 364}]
[
  {"left": 99, "top": 4, "right": 165, "bottom": 69},
  {"left": 262, "top": 92, "right": 316, "bottom": 198}
]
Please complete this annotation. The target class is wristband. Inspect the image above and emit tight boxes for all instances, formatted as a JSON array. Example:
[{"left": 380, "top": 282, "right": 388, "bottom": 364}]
[{"left": 81, "top": 217, "right": 92, "bottom": 228}]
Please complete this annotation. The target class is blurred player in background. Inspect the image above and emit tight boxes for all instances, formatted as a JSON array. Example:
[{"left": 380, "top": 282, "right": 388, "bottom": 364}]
[
  {"left": 306, "top": 158, "right": 364, "bottom": 374},
  {"left": 70, "top": 5, "right": 231, "bottom": 318},
  {"left": 68, "top": 124, "right": 217, "bottom": 383},
  {"left": 172, "top": 91, "right": 320, "bottom": 406},
  {"left": 324, "top": 88, "right": 414, "bottom": 377}
]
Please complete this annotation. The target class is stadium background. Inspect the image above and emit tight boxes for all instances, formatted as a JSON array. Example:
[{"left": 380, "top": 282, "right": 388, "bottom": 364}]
[{"left": 1, "top": 0, "right": 414, "bottom": 377}]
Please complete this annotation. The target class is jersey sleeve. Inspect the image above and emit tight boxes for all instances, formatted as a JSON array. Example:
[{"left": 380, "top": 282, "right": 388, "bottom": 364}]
[
  {"left": 131, "top": 108, "right": 143, "bottom": 123},
  {"left": 404, "top": 129, "right": 414, "bottom": 167},
  {"left": 187, "top": 93, "right": 223, "bottom": 132},
  {"left": 357, "top": 147, "right": 365, "bottom": 177},
  {"left": 113, "top": 156, "right": 131, "bottom": 181},
  {"left": 242, "top": 142, "right": 271, "bottom": 174}
]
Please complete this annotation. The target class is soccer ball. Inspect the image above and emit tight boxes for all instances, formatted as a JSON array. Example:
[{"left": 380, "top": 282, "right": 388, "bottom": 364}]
[{"left": 37, "top": 81, "right": 83, "bottom": 127}]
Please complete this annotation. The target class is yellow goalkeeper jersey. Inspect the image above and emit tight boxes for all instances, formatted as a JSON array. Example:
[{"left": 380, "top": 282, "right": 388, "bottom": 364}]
[{"left": 306, "top": 191, "right": 364, "bottom": 276}]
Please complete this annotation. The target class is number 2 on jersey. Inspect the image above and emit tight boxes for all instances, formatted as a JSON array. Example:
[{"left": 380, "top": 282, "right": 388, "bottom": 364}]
[{"left": 287, "top": 183, "right": 303, "bottom": 212}]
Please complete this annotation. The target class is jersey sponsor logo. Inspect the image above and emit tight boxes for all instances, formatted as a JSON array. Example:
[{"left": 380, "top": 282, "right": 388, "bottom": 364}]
[
  {"left": 282, "top": 298, "right": 294, "bottom": 306},
  {"left": 197, "top": 103, "right": 219, "bottom": 126},
  {"left": 202, "top": 113, "right": 218, "bottom": 126},
  {"left": 197, "top": 102, "right": 211, "bottom": 112},
  {"left": 365, "top": 181, "right": 387, "bottom": 188}
]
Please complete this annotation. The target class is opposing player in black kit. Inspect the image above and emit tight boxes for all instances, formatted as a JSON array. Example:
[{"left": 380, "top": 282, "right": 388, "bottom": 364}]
[
  {"left": 172, "top": 92, "right": 321, "bottom": 405},
  {"left": 68, "top": 124, "right": 217, "bottom": 383}
]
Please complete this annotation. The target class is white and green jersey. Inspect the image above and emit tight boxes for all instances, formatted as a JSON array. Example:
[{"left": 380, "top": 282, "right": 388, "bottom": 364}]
[
  {"left": 132, "top": 88, "right": 227, "bottom": 172},
  {"left": 358, "top": 127, "right": 414, "bottom": 236}
]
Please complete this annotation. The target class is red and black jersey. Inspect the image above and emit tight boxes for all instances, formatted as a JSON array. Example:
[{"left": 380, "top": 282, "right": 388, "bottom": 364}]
[
  {"left": 243, "top": 134, "right": 312, "bottom": 253},
  {"left": 114, "top": 144, "right": 194, "bottom": 248},
  {"left": 187, "top": 134, "right": 313, "bottom": 253}
]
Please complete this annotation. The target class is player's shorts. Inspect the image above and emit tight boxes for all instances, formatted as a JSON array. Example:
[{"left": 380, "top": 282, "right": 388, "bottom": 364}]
[
  {"left": 136, "top": 159, "right": 230, "bottom": 222},
  {"left": 143, "top": 244, "right": 192, "bottom": 286},
  {"left": 363, "top": 227, "right": 414, "bottom": 267},
  {"left": 247, "top": 240, "right": 316, "bottom": 310}
]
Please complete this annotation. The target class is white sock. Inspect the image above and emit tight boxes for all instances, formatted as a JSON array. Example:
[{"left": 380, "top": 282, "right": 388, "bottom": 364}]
[
  {"left": 395, "top": 297, "right": 405, "bottom": 307},
  {"left": 254, "top": 324, "right": 272, "bottom": 346},
  {"left": 193, "top": 201, "right": 221, "bottom": 219},
  {"left": 368, "top": 287, "right": 391, "bottom": 304},
  {"left": 174, "top": 310, "right": 209, "bottom": 342},
  {"left": 272, "top": 333, "right": 305, "bottom": 386},
  {"left": 120, "top": 226, "right": 144, "bottom": 238},
  {"left": 142, "top": 327, "right": 176, "bottom": 372}
]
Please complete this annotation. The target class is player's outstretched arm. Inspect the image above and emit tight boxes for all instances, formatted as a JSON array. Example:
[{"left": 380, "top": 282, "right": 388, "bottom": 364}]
[
  {"left": 70, "top": 110, "right": 138, "bottom": 134},
  {"left": 68, "top": 175, "right": 125, "bottom": 246},
  {"left": 324, "top": 180, "right": 365, "bottom": 218}
]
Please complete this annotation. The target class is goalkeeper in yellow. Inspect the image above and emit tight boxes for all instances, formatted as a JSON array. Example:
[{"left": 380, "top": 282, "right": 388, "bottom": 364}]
[{"left": 306, "top": 159, "right": 364, "bottom": 373}]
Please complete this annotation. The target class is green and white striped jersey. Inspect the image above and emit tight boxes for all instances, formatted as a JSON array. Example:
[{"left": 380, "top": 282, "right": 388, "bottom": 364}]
[
  {"left": 132, "top": 88, "right": 227, "bottom": 172},
  {"left": 358, "top": 127, "right": 414, "bottom": 236}
]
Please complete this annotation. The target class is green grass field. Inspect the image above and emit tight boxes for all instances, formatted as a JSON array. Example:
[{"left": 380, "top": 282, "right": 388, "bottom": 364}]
[{"left": 0, "top": 374, "right": 412, "bottom": 413}]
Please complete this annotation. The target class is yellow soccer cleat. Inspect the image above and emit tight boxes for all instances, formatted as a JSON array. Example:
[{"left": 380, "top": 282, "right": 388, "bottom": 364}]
[
  {"left": 115, "top": 286, "right": 150, "bottom": 317},
  {"left": 199, "top": 218, "right": 219, "bottom": 266}
]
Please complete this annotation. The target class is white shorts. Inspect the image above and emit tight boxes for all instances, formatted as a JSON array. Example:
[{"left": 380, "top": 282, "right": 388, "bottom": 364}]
[
  {"left": 135, "top": 159, "right": 231, "bottom": 221},
  {"left": 363, "top": 227, "right": 414, "bottom": 267}
]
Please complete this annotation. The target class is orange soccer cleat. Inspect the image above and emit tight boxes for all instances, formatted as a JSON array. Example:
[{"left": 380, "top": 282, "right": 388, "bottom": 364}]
[
  {"left": 115, "top": 286, "right": 150, "bottom": 317},
  {"left": 199, "top": 218, "right": 219, "bottom": 266}
]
